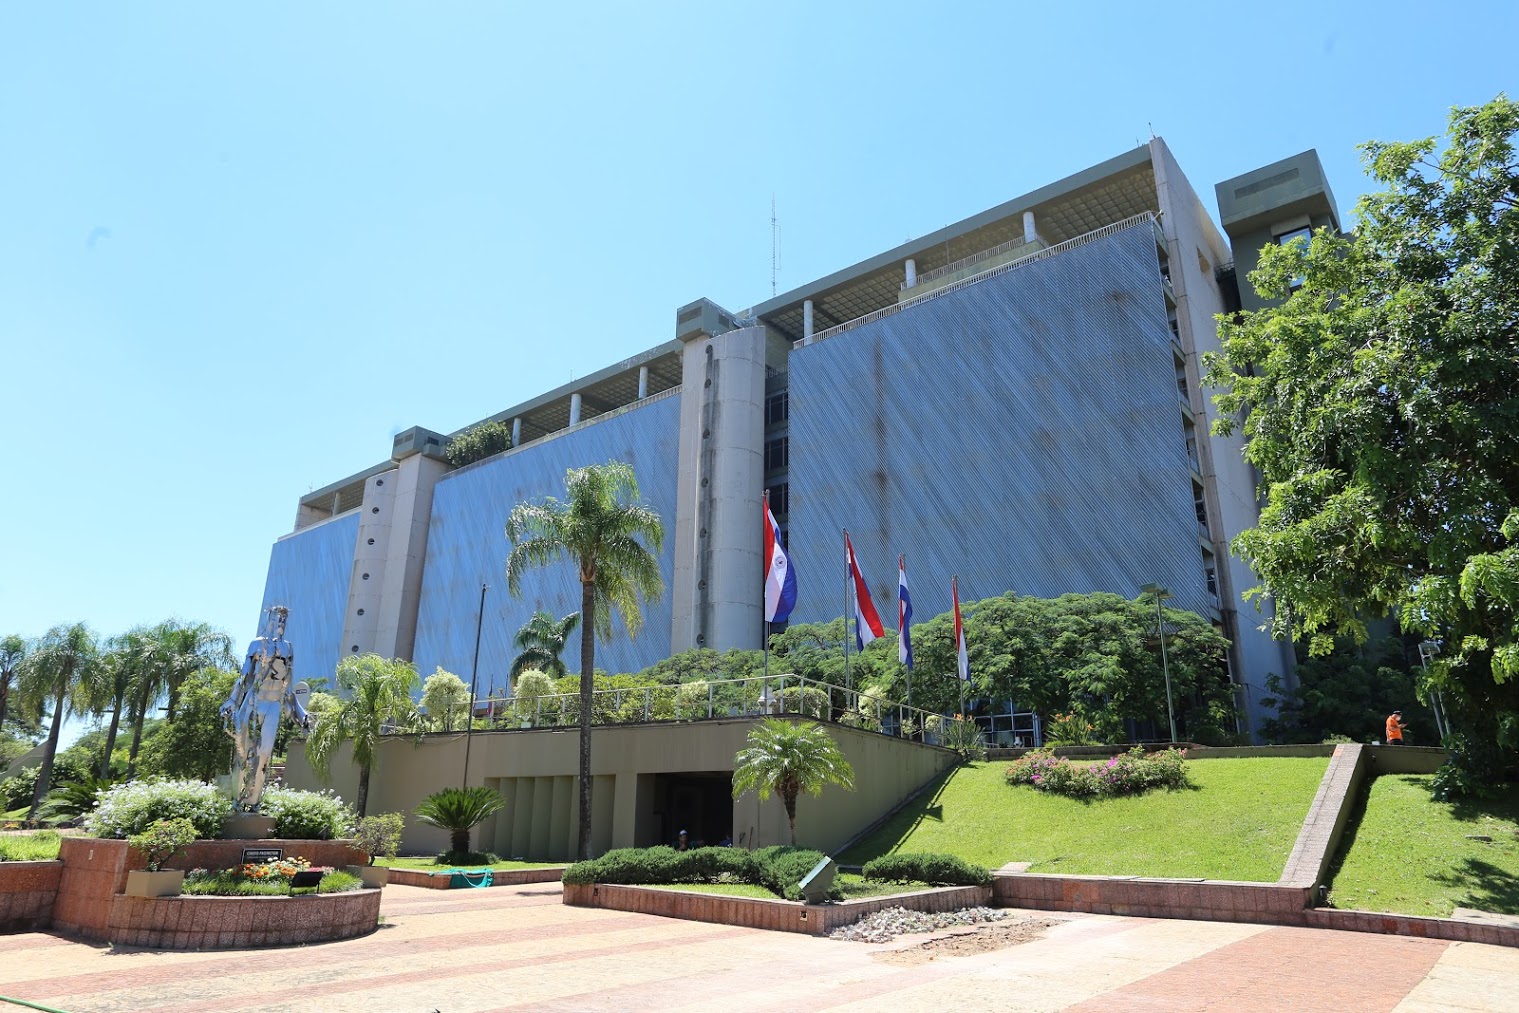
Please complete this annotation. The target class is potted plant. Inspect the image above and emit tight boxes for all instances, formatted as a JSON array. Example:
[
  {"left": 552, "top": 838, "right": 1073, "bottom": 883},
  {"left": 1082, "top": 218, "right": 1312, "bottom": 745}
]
[
  {"left": 347, "top": 812, "right": 403, "bottom": 888},
  {"left": 124, "top": 817, "right": 199, "bottom": 897}
]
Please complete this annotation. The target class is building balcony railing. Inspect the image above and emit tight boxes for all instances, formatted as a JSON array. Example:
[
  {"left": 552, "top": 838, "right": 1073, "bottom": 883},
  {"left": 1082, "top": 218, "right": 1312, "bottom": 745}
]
[{"left": 454, "top": 672, "right": 981, "bottom": 746}]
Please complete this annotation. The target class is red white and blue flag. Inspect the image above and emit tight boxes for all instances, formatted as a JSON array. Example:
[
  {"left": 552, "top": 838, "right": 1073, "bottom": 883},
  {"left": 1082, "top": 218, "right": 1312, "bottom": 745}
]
[
  {"left": 846, "top": 533, "right": 885, "bottom": 651},
  {"left": 898, "top": 555, "right": 913, "bottom": 670},
  {"left": 953, "top": 576, "right": 969, "bottom": 683},
  {"left": 762, "top": 497, "right": 797, "bottom": 624}
]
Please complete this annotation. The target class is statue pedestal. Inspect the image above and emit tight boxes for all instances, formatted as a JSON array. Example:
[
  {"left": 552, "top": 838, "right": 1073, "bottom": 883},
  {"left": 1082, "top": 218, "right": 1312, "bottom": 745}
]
[{"left": 223, "top": 814, "right": 277, "bottom": 840}]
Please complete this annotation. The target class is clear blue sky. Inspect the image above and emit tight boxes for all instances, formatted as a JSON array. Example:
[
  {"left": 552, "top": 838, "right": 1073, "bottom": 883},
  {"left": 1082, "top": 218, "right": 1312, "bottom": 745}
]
[{"left": 2, "top": 0, "right": 1515, "bottom": 661}]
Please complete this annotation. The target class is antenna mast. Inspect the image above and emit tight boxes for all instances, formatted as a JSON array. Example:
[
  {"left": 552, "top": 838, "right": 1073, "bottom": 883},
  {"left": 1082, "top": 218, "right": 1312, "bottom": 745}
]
[{"left": 770, "top": 194, "right": 780, "bottom": 297}]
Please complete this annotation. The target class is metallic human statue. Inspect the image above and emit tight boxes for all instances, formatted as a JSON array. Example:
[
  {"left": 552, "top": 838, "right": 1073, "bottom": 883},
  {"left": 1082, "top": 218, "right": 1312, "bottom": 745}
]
[{"left": 223, "top": 606, "right": 310, "bottom": 812}]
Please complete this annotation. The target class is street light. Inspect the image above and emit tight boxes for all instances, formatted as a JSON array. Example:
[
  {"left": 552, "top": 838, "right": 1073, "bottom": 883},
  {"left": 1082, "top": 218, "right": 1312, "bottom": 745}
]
[{"left": 1140, "top": 583, "right": 1178, "bottom": 743}]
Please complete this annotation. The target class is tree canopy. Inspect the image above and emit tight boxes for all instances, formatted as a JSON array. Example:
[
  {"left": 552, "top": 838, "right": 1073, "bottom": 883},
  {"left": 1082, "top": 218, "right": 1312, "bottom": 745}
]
[{"left": 1204, "top": 95, "right": 1519, "bottom": 772}]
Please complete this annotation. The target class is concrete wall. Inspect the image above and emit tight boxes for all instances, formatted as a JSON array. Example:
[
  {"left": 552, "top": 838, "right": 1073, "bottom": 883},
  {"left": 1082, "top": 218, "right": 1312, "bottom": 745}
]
[
  {"left": 670, "top": 325, "right": 768, "bottom": 654},
  {"left": 284, "top": 719, "right": 956, "bottom": 860}
]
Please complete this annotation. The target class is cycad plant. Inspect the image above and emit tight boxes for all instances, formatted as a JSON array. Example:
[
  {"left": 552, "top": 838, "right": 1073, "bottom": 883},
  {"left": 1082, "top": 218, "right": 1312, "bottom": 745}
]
[
  {"left": 732, "top": 719, "right": 856, "bottom": 845},
  {"left": 414, "top": 786, "right": 507, "bottom": 857}
]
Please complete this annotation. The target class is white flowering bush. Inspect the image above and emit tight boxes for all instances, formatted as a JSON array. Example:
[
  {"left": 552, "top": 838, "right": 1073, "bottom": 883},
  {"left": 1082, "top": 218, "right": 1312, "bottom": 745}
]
[
  {"left": 87, "top": 779, "right": 231, "bottom": 839},
  {"left": 260, "top": 786, "right": 355, "bottom": 840}
]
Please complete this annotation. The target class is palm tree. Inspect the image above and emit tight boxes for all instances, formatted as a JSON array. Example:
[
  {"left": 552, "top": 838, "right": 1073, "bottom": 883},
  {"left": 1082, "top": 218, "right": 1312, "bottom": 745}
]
[
  {"left": 86, "top": 630, "right": 150, "bottom": 777},
  {"left": 505, "top": 461, "right": 664, "bottom": 860},
  {"left": 510, "top": 611, "right": 580, "bottom": 681},
  {"left": 17, "top": 623, "right": 100, "bottom": 822},
  {"left": 306, "top": 653, "right": 420, "bottom": 817},
  {"left": 0, "top": 634, "right": 25, "bottom": 735},
  {"left": 118, "top": 629, "right": 164, "bottom": 779},
  {"left": 414, "top": 786, "right": 507, "bottom": 856},
  {"left": 731, "top": 719, "right": 857, "bottom": 845},
  {"left": 147, "top": 620, "right": 234, "bottom": 722}
]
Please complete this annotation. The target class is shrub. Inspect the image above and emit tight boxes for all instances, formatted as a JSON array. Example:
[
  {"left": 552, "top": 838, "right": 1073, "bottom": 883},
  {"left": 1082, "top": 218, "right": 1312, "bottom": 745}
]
[
  {"left": 561, "top": 845, "right": 835, "bottom": 900},
  {"left": 1004, "top": 746, "right": 1189, "bottom": 799},
  {"left": 436, "top": 850, "right": 497, "bottom": 866},
  {"left": 87, "top": 778, "right": 231, "bottom": 839},
  {"left": 862, "top": 852, "right": 990, "bottom": 887},
  {"left": 355, "top": 812, "right": 404, "bottom": 865},
  {"left": 260, "top": 786, "right": 354, "bottom": 840},
  {"left": 182, "top": 864, "right": 361, "bottom": 895},
  {"left": 444, "top": 419, "right": 513, "bottom": 467},
  {"left": 128, "top": 817, "right": 198, "bottom": 871},
  {"left": 778, "top": 685, "right": 830, "bottom": 719}
]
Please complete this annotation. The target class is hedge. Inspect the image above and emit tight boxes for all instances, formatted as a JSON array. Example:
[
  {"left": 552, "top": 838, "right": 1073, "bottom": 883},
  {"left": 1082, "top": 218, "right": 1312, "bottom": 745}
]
[
  {"left": 861, "top": 852, "right": 990, "bottom": 887},
  {"left": 562, "top": 845, "right": 836, "bottom": 901}
]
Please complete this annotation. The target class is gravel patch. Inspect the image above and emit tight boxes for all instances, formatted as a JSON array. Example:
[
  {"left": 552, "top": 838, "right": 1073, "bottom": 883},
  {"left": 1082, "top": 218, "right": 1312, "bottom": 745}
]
[{"left": 828, "top": 905, "right": 1011, "bottom": 943}]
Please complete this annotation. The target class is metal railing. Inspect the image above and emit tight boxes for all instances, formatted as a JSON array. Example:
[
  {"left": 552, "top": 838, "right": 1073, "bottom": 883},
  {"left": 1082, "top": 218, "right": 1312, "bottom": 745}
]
[
  {"left": 467, "top": 673, "right": 979, "bottom": 746},
  {"left": 801, "top": 213, "right": 1164, "bottom": 348},
  {"left": 906, "top": 234, "right": 1043, "bottom": 291}
]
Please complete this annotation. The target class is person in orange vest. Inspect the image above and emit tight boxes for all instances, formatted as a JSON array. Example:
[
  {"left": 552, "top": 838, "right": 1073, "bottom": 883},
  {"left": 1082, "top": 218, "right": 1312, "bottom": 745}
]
[{"left": 1385, "top": 710, "right": 1408, "bottom": 745}]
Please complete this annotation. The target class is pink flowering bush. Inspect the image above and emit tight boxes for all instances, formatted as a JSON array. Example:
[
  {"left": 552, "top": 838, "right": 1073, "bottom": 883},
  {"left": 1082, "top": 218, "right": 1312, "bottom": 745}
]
[{"left": 1005, "top": 746, "right": 1188, "bottom": 799}]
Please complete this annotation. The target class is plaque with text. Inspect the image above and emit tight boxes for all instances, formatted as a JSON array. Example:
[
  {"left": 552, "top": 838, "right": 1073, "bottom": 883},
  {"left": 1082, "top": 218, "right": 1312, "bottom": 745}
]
[{"left": 241, "top": 848, "right": 283, "bottom": 864}]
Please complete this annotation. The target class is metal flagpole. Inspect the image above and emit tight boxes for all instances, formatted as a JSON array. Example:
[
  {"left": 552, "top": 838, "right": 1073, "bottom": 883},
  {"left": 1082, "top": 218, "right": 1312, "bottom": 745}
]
[
  {"left": 954, "top": 575, "right": 965, "bottom": 723},
  {"left": 462, "top": 581, "right": 487, "bottom": 789},
  {"left": 763, "top": 492, "right": 770, "bottom": 683},
  {"left": 842, "top": 529, "right": 852, "bottom": 693}
]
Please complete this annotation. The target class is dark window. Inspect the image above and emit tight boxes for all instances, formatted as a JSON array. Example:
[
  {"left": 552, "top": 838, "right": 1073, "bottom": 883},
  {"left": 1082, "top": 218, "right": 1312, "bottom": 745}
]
[
  {"left": 764, "top": 436, "right": 789, "bottom": 472},
  {"left": 1276, "top": 226, "right": 1312, "bottom": 290},
  {"left": 765, "top": 390, "right": 789, "bottom": 426},
  {"left": 767, "top": 483, "right": 789, "bottom": 518}
]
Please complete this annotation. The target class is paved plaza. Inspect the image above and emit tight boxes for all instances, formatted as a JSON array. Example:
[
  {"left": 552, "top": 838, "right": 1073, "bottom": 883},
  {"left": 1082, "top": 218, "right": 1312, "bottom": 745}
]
[{"left": 1, "top": 883, "right": 1516, "bottom": 1012}]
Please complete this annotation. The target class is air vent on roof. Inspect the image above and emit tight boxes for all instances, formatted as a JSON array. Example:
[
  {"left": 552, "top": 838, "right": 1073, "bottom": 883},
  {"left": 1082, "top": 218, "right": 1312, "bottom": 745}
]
[
  {"left": 1234, "top": 168, "right": 1301, "bottom": 199},
  {"left": 676, "top": 306, "right": 703, "bottom": 325}
]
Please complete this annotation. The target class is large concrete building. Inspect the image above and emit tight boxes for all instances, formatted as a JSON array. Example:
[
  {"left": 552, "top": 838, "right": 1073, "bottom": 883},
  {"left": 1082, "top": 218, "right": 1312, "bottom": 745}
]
[{"left": 260, "top": 139, "right": 1340, "bottom": 739}]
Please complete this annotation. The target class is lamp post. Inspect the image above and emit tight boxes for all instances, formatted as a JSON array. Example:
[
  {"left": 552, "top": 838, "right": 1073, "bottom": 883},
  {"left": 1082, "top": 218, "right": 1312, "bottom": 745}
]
[
  {"left": 1140, "top": 583, "right": 1177, "bottom": 743},
  {"left": 1417, "top": 639, "right": 1448, "bottom": 741}
]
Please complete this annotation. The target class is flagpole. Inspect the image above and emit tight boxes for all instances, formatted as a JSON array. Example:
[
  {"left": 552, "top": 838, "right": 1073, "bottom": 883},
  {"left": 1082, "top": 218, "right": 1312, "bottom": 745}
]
[
  {"left": 954, "top": 575, "right": 965, "bottom": 722},
  {"left": 762, "top": 492, "right": 770, "bottom": 684},
  {"left": 901, "top": 554, "right": 912, "bottom": 714},
  {"left": 843, "top": 530, "right": 852, "bottom": 693}
]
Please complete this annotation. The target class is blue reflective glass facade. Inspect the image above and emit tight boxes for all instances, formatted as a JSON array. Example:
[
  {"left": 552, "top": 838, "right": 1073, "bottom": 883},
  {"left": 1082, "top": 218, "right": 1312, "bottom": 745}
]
[
  {"left": 257, "top": 512, "right": 360, "bottom": 683},
  {"left": 412, "top": 395, "right": 681, "bottom": 691},
  {"left": 787, "top": 224, "right": 1209, "bottom": 624}
]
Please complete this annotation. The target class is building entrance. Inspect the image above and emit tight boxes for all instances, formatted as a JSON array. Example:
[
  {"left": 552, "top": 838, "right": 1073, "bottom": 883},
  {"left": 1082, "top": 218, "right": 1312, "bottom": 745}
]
[{"left": 649, "top": 772, "right": 732, "bottom": 849}]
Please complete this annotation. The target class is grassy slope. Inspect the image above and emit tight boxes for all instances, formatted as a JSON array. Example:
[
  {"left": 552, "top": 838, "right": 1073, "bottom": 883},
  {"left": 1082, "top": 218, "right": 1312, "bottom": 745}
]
[
  {"left": 840, "top": 757, "right": 1329, "bottom": 882},
  {"left": 1328, "top": 774, "right": 1519, "bottom": 918}
]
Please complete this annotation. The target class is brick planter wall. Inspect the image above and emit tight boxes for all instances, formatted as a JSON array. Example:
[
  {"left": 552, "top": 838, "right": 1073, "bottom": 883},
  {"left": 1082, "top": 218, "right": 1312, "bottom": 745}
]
[
  {"left": 52, "top": 836, "right": 367, "bottom": 941},
  {"left": 992, "top": 873, "right": 1313, "bottom": 924},
  {"left": 563, "top": 882, "right": 990, "bottom": 935},
  {"left": 105, "top": 889, "right": 381, "bottom": 949},
  {"left": 0, "top": 861, "right": 62, "bottom": 932},
  {"left": 386, "top": 866, "right": 566, "bottom": 889}
]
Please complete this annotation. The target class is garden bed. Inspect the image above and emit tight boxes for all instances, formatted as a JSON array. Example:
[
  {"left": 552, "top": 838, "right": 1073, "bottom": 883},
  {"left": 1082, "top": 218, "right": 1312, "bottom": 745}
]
[{"left": 563, "top": 881, "right": 990, "bottom": 935}]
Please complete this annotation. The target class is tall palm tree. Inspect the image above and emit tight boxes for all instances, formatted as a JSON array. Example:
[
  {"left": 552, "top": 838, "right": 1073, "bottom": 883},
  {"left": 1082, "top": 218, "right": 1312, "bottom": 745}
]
[
  {"left": 85, "top": 640, "right": 136, "bottom": 778},
  {"left": 147, "top": 620, "right": 234, "bottom": 722},
  {"left": 0, "top": 634, "right": 25, "bottom": 735},
  {"left": 17, "top": 623, "right": 99, "bottom": 822},
  {"left": 118, "top": 629, "right": 164, "bottom": 779},
  {"left": 731, "top": 719, "right": 856, "bottom": 845},
  {"left": 306, "top": 653, "right": 420, "bottom": 816},
  {"left": 505, "top": 461, "right": 664, "bottom": 860},
  {"left": 509, "top": 611, "right": 580, "bottom": 681}
]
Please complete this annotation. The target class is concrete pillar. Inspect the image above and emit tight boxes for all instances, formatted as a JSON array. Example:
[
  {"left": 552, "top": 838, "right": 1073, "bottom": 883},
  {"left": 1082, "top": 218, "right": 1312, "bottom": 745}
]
[
  {"left": 670, "top": 326, "right": 767, "bottom": 654},
  {"left": 1023, "top": 211, "right": 1037, "bottom": 244},
  {"left": 637, "top": 365, "right": 649, "bottom": 399},
  {"left": 802, "top": 299, "right": 814, "bottom": 340},
  {"left": 339, "top": 470, "right": 398, "bottom": 662},
  {"left": 904, "top": 258, "right": 917, "bottom": 288},
  {"left": 511, "top": 416, "right": 522, "bottom": 446},
  {"left": 569, "top": 392, "right": 582, "bottom": 426}
]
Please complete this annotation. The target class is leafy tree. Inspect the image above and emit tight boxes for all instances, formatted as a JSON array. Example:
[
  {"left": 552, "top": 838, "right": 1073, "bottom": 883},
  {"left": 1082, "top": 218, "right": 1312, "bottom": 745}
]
[
  {"left": 146, "top": 620, "right": 234, "bottom": 722},
  {"left": 509, "top": 611, "right": 580, "bottom": 680},
  {"left": 135, "top": 668, "right": 238, "bottom": 781},
  {"left": 1205, "top": 95, "right": 1519, "bottom": 780},
  {"left": 505, "top": 461, "right": 664, "bottom": 860},
  {"left": 16, "top": 623, "right": 99, "bottom": 822},
  {"left": 445, "top": 419, "right": 513, "bottom": 467},
  {"left": 420, "top": 667, "right": 471, "bottom": 732},
  {"left": 1260, "top": 638, "right": 1432, "bottom": 744},
  {"left": 306, "top": 654, "right": 420, "bottom": 816},
  {"left": 413, "top": 786, "right": 506, "bottom": 856},
  {"left": 731, "top": 718, "right": 856, "bottom": 845},
  {"left": 0, "top": 634, "right": 25, "bottom": 736},
  {"left": 633, "top": 647, "right": 763, "bottom": 685}
]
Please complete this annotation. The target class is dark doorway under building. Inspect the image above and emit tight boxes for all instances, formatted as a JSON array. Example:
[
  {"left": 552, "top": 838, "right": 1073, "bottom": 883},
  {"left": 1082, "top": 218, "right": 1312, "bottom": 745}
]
[{"left": 648, "top": 772, "right": 732, "bottom": 849}]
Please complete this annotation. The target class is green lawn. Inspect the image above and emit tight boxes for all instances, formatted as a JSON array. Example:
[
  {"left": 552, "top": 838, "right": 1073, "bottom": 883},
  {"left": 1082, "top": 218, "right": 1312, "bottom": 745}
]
[
  {"left": 840, "top": 757, "right": 1329, "bottom": 882},
  {"left": 653, "top": 873, "right": 928, "bottom": 901},
  {"left": 376, "top": 856, "right": 565, "bottom": 872},
  {"left": 1327, "top": 774, "right": 1519, "bottom": 918},
  {"left": 0, "top": 831, "right": 61, "bottom": 862}
]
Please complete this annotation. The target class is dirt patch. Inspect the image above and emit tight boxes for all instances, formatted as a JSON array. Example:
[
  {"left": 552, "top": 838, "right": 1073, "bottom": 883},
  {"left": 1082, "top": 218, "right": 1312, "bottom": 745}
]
[{"left": 872, "top": 917, "right": 1062, "bottom": 965}]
